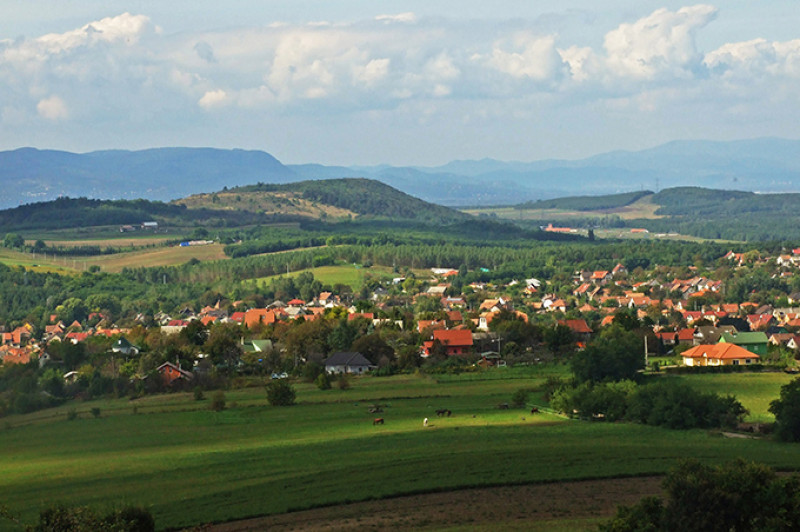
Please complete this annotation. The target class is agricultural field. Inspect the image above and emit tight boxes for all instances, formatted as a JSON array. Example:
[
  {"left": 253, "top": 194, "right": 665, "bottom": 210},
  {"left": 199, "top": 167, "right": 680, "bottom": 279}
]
[
  {"left": 0, "top": 242, "right": 229, "bottom": 273},
  {"left": 1, "top": 368, "right": 799, "bottom": 531},
  {"left": 463, "top": 194, "right": 662, "bottom": 222},
  {"left": 82, "top": 242, "right": 229, "bottom": 273}
]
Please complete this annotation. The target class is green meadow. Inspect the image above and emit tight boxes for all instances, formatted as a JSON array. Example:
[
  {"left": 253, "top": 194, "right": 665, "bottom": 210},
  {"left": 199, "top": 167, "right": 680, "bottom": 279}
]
[
  {"left": 1, "top": 369, "right": 799, "bottom": 531},
  {"left": 249, "top": 264, "right": 426, "bottom": 290}
]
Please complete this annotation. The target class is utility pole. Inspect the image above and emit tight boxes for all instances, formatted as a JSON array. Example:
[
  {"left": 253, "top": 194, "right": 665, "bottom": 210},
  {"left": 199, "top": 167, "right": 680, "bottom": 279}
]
[{"left": 644, "top": 335, "right": 649, "bottom": 368}]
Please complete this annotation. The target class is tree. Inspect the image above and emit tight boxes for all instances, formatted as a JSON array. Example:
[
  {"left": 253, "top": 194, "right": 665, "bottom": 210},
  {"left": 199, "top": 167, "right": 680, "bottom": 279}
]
[
  {"left": 205, "top": 323, "right": 243, "bottom": 369},
  {"left": 571, "top": 325, "right": 643, "bottom": 383},
  {"left": 3, "top": 233, "right": 24, "bottom": 249},
  {"left": 770, "top": 378, "right": 800, "bottom": 442},
  {"left": 601, "top": 459, "right": 800, "bottom": 532},
  {"left": 266, "top": 379, "right": 296, "bottom": 406}
]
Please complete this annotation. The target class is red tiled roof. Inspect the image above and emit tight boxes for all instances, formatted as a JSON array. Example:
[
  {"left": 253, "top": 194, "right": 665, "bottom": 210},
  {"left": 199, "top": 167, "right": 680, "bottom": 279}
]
[{"left": 682, "top": 343, "right": 759, "bottom": 361}]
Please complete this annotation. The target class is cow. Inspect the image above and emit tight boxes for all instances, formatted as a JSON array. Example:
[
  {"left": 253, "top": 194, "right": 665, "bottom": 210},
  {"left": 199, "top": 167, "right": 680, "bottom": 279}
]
[{"left": 373, "top": 418, "right": 384, "bottom": 425}]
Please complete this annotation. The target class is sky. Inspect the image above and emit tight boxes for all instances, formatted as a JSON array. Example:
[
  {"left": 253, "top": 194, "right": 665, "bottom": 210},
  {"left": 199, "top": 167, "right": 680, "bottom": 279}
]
[{"left": 1, "top": 1, "right": 798, "bottom": 166}]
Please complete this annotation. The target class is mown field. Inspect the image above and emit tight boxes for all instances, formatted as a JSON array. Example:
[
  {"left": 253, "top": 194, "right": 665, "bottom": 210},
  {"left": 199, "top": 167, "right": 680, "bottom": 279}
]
[
  {"left": 248, "top": 264, "right": 430, "bottom": 290},
  {"left": 1, "top": 368, "right": 798, "bottom": 531}
]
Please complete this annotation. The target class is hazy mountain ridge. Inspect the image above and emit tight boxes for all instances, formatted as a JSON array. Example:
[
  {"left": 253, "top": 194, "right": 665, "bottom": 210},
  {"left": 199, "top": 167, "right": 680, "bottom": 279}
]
[{"left": 0, "top": 138, "right": 798, "bottom": 209}]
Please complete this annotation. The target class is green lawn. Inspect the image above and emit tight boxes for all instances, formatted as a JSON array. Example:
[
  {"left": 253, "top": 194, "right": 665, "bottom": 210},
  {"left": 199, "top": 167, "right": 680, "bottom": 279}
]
[
  {"left": 1, "top": 369, "right": 798, "bottom": 530},
  {"left": 671, "top": 371, "right": 796, "bottom": 422}
]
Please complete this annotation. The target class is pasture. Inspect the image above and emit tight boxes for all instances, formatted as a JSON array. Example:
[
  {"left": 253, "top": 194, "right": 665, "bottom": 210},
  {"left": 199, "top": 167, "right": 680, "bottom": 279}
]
[
  {"left": 249, "top": 264, "right": 426, "bottom": 290},
  {"left": 1, "top": 369, "right": 798, "bottom": 531}
]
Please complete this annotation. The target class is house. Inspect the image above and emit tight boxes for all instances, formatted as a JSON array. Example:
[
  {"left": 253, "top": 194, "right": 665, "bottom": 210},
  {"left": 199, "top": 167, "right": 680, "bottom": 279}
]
[
  {"left": 156, "top": 362, "right": 194, "bottom": 385},
  {"left": 590, "top": 271, "right": 612, "bottom": 284},
  {"left": 559, "top": 319, "right": 593, "bottom": 345},
  {"left": 111, "top": 337, "right": 139, "bottom": 356},
  {"left": 681, "top": 343, "right": 760, "bottom": 367},
  {"left": 324, "top": 352, "right": 375, "bottom": 374},
  {"left": 422, "top": 329, "right": 474, "bottom": 357},
  {"left": 693, "top": 326, "right": 737, "bottom": 346},
  {"left": 244, "top": 309, "right": 276, "bottom": 328},
  {"left": 718, "top": 331, "right": 769, "bottom": 357}
]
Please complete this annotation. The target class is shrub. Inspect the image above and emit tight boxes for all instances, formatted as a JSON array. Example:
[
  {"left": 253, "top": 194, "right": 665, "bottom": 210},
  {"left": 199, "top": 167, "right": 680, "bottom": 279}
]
[
  {"left": 193, "top": 387, "right": 205, "bottom": 401},
  {"left": 510, "top": 388, "right": 530, "bottom": 408},
  {"left": 337, "top": 373, "right": 350, "bottom": 390},
  {"left": 315, "top": 372, "right": 331, "bottom": 390},
  {"left": 266, "top": 380, "right": 296, "bottom": 406},
  {"left": 67, "top": 409, "right": 78, "bottom": 421},
  {"left": 770, "top": 377, "right": 800, "bottom": 442},
  {"left": 601, "top": 459, "right": 800, "bottom": 532},
  {"left": 90, "top": 407, "right": 101, "bottom": 418},
  {"left": 210, "top": 391, "right": 226, "bottom": 412},
  {"left": 32, "top": 504, "right": 155, "bottom": 532}
]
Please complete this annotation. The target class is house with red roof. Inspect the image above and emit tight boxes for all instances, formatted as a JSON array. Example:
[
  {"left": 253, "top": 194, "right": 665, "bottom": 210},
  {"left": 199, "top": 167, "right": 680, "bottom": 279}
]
[
  {"left": 681, "top": 343, "right": 759, "bottom": 367},
  {"left": 422, "top": 329, "right": 473, "bottom": 357},
  {"left": 244, "top": 309, "right": 276, "bottom": 328}
]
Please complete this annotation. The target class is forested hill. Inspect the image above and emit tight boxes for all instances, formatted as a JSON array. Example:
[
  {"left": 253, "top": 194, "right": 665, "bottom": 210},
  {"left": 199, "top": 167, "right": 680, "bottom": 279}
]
[
  {"left": 508, "top": 186, "right": 800, "bottom": 241},
  {"left": 0, "top": 179, "right": 469, "bottom": 232},
  {"left": 518, "top": 191, "right": 653, "bottom": 212},
  {"left": 217, "top": 178, "right": 470, "bottom": 223}
]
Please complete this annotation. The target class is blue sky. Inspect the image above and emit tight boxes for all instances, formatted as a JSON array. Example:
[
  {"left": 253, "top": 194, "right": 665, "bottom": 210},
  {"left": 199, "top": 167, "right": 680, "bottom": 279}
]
[{"left": 1, "top": 2, "right": 798, "bottom": 165}]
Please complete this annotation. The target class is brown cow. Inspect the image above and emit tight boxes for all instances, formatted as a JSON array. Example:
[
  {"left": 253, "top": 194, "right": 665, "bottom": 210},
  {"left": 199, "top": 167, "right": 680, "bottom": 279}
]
[{"left": 373, "top": 418, "right": 384, "bottom": 425}]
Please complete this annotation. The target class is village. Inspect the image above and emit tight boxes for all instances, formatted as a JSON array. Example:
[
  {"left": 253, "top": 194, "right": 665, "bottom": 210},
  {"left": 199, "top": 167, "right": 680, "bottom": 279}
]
[{"left": 1, "top": 245, "right": 798, "bottom": 395}]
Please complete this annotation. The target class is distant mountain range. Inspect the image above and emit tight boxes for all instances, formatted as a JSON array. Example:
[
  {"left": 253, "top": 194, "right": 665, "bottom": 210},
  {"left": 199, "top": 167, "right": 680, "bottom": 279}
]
[{"left": 1, "top": 138, "right": 798, "bottom": 209}]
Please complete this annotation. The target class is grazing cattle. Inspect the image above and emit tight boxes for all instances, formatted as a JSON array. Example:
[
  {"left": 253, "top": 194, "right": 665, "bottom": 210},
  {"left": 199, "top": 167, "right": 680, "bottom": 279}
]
[
  {"left": 435, "top": 409, "right": 452, "bottom": 417},
  {"left": 373, "top": 418, "right": 384, "bottom": 425},
  {"left": 368, "top": 406, "right": 383, "bottom": 414},
  {"left": 530, "top": 407, "right": 540, "bottom": 414},
  {"left": 498, "top": 403, "right": 509, "bottom": 410}
]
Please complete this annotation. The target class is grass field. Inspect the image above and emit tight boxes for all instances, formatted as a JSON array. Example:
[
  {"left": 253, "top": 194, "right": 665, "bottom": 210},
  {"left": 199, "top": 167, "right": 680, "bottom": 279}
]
[
  {"left": 249, "top": 264, "right": 428, "bottom": 290},
  {"left": 463, "top": 195, "right": 663, "bottom": 222},
  {"left": 82, "top": 243, "right": 229, "bottom": 273},
  {"left": 1, "top": 368, "right": 799, "bottom": 531},
  {"left": 671, "top": 371, "right": 796, "bottom": 423}
]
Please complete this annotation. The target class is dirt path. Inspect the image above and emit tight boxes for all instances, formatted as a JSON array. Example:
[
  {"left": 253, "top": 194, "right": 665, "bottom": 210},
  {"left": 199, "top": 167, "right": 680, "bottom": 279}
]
[{"left": 184, "top": 476, "right": 663, "bottom": 531}]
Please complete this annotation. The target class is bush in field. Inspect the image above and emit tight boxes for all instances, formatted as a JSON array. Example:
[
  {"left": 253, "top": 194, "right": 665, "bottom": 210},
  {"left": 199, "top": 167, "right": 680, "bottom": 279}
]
[
  {"left": 210, "top": 391, "right": 226, "bottom": 411},
  {"left": 601, "top": 459, "right": 800, "bottom": 532},
  {"left": 266, "top": 380, "right": 296, "bottom": 406},
  {"left": 315, "top": 372, "right": 331, "bottom": 390},
  {"left": 770, "top": 378, "right": 800, "bottom": 442},
  {"left": 627, "top": 380, "right": 746, "bottom": 430},
  {"left": 32, "top": 504, "right": 155, "bottom": 532},
  {"left": 510, "top": 388, "right": 530, "bottom": 408},
  {"left": 337, "top": 373, "right": 350, "bottom": 390}
]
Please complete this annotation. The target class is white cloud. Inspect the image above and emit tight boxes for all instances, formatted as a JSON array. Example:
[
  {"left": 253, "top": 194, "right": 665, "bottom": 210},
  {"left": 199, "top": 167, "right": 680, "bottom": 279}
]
[
  {"left": 603, "top": 5, "right": 717, "bottom": 79},
  {"left": 375, "top": 13, "right": 417, "bottom": 24},
  {"left": 1, "top": 6, "right": 799, "bottom": 161},
  {"left": 37, "top": 95, "right": 68, "bottom": 120},
  {"left": 705, "top": 38, "right": 800, "bottom": 78},
  {"left": 198, "top": 89, "right": 228, "bottom": 109},
  {"left": 482, "top": 33, "right": 563, "bottom": 81},
  {"left": 354, "top": 58, "right": 390, "bottom": 86}
]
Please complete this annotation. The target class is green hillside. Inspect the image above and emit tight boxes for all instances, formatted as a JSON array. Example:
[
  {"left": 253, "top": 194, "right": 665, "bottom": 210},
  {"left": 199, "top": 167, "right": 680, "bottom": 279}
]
[
  {"left": 235, "top": 178, "right": 470, "bottom": 223},
  {"left": 518, "top": 190, "right": 653, "bottom": 211}
]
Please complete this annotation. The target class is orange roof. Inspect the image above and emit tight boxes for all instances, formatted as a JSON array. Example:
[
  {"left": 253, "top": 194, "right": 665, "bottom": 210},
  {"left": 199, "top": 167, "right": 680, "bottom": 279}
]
[
  {"left": 244, "top": 309, "right": 276, "bottom": 328},
  {"left": 682, "top": 343, "right": 759, "bottom": 360},
  {"left": 433, "top": 329, "right": 473, "bottom": 347},
  {"left": 559, "top": 319, "right": 593, "bottom": 334}
]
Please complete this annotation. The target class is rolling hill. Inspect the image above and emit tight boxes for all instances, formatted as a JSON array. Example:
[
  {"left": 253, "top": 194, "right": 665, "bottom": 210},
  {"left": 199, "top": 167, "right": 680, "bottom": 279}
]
[
  {"left": 1, "top": 138, "right": 798, "bottom": 209},
  {"left": 0, "top": 178, "right": 469, "bottom": 233}
]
